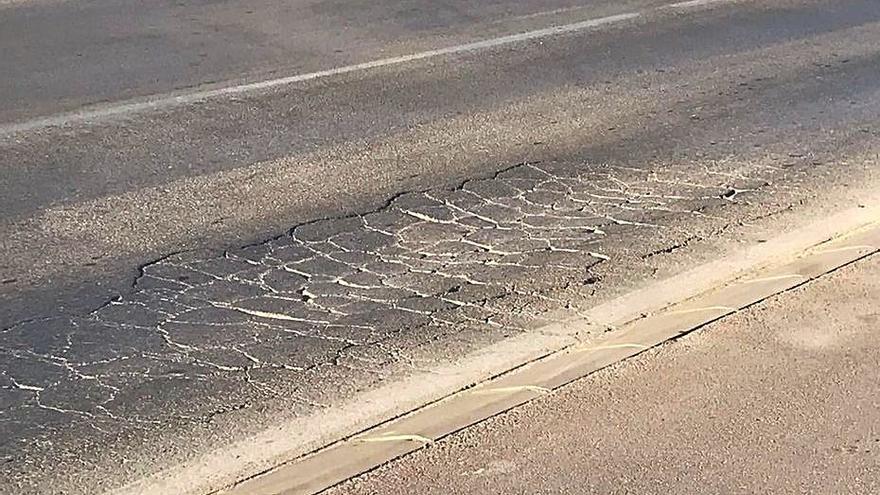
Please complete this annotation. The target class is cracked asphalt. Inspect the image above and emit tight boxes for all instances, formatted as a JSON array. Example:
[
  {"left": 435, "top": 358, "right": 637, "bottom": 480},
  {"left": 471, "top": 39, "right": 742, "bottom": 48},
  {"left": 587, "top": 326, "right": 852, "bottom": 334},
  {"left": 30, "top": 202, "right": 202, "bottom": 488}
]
[{"left": 2, "top": 0, "right": 880, "bottom": 493}]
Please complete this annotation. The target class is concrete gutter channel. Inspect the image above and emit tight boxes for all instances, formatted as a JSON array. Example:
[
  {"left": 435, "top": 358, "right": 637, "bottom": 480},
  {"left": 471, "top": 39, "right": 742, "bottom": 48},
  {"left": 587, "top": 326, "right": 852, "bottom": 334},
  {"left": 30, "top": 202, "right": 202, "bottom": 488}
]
[{"left": 203, "top": 203, "right": 880, "bottom": 495}]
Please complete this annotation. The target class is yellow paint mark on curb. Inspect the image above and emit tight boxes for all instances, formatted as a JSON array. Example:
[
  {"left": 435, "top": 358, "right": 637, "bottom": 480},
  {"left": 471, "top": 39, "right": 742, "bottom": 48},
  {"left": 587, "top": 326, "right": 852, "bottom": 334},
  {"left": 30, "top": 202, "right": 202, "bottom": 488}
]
[
  {"left": 740, "top": 274, "right": 805, "bottom": 284},
  {"left": 354, "top": 434, "right": 434, "bottom": 445},
  {"left": 471, "top": 385, "right": 551, "bottom": 396},
  {"left": 574, "top": 343, "right": 650, "bottom": 352},
  {"left": 812, "top": 245, "right": 876, "bottom": 255},
  {"left": 665, "top": 306, "right": 735, "bottom": 315}
]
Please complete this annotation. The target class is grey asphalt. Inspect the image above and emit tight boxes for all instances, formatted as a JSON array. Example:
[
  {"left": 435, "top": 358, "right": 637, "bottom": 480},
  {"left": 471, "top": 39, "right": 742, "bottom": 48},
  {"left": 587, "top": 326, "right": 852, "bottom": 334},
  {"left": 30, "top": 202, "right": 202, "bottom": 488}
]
[
  {"left": 332, "top": 254, "right": 880, "bottom": 495},
  {"left": 2, "top": 0, "right": 880, "bottom": 493}
]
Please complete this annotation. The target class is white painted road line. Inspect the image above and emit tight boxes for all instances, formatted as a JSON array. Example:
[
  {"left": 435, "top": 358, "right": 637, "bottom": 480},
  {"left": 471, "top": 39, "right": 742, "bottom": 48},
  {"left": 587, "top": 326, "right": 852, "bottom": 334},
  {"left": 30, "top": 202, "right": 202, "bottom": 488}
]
[
  {"left": 0, "top": 13, "right": 628, "bottom": 135},
  {"left": 0, "top": 0, "right": 739, "bottom": 136},
  {"left": 666, "top": 0, "right": 732, "bottom": 9}
]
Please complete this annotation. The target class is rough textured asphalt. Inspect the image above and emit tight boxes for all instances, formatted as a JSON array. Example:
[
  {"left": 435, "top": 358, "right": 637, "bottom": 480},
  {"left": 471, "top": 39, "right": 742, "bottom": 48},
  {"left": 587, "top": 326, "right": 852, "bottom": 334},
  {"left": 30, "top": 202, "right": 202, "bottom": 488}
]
[
  {"left": 332, "top": 254, "right": 880, "bottom": 495},
  {"left": 2, "top": 0, "right": 880, "bottom": 492}
]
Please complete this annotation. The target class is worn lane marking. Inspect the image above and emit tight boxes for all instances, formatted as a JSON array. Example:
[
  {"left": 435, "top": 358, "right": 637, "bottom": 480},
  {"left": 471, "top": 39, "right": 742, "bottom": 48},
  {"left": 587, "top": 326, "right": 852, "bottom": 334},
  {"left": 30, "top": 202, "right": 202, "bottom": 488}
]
[
  {"left": 666, "top": 0, "right": 732, "bottom": 9},
  {"left": 0, "top": 0, "right": 739, "bottom": 135},
  {"left": 0, "top": 13, "right": 630, "bottom": 135}
]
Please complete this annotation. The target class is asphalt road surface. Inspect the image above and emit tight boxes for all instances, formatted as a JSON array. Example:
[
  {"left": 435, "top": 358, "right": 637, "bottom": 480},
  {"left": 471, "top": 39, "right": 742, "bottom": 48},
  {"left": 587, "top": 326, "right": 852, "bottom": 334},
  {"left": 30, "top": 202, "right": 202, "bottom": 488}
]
[
  {"left": 2, "top": 0, "right": 880, "bottom": 493},
  {"left": 332, "top": 254, "right": 880, "bottom": 495}
]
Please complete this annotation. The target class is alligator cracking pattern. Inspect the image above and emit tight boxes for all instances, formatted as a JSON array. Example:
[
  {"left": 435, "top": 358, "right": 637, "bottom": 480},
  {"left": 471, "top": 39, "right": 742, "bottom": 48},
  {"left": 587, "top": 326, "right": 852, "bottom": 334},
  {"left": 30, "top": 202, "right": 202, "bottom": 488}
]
[{"left": 0, "top": 161, "right": 773, "bottom": 462}]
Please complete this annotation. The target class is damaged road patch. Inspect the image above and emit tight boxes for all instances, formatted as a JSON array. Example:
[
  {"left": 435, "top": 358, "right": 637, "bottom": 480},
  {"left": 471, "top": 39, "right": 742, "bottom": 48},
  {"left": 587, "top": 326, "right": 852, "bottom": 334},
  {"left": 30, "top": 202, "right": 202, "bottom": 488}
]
[{"left": 0, "top": 159, "right": 779, "bottom": 489}]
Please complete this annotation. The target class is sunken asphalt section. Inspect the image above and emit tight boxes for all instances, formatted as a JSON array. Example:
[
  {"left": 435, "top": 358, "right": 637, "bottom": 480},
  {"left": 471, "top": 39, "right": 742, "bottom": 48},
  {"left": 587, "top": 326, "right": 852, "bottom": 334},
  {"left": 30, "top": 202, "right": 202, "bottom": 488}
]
[{"left": 2, "top": 0, "right": 880, "bottom": 493}]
